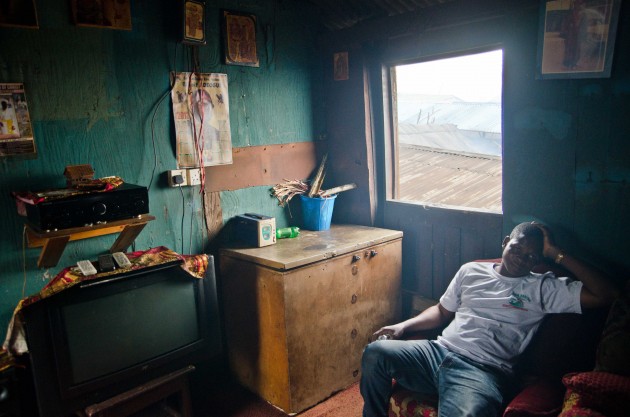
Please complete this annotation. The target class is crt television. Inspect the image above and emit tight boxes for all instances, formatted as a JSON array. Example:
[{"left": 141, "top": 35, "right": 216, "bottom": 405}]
[{"left": 20, "top": 256, "right": 221, "bottom": 417}]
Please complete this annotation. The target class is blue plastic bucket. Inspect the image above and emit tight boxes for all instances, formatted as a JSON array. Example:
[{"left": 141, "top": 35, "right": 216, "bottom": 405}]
[{"left": 300, "top": 194, "right": 337, "bottom": 231}]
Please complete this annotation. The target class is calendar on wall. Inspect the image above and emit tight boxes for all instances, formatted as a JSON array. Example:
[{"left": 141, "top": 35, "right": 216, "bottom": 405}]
[{"left": 171, "top": 72, "right": 233, "bottom": 168}]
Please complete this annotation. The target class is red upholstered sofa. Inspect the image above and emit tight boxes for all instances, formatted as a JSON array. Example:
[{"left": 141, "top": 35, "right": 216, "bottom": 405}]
[{"left": 388, "top": 261, "right": 630, "bottom": 417}]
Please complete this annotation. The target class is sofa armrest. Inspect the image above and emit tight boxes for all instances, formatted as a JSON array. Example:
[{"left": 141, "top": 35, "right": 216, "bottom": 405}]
[{"left": 559, "top": 371, "right": 630, "bottom": 417}]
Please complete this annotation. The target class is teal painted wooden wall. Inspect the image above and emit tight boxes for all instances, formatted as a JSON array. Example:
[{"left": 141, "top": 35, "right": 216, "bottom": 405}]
[
  {"left": 319, "top": 0, "right": 630, "bottom": 295},
  {"left": 0, "top": 0, "right": 321, "bottom": 329}
]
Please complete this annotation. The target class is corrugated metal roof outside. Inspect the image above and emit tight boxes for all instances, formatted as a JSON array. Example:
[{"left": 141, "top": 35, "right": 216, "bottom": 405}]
[
  {"left": 401, "top": 101, "right": 502, "bottom": 134},
  {"left": 397, "top": 144, "right": 502, "bottom": 212},
  {"left": 399, "top": 123, "right": 501, "bottom": 156}
]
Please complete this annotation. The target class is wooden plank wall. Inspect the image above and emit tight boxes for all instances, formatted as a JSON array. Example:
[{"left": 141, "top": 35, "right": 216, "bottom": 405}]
[
  {"left": 0, "top": 0, "right": 323, "bottom": 330},
  {"left": 203, "top": 142, "right": 324, "bottom": 241},
  {"left": 383, "top": 203, "right": 502, "bottom": 300},
  {"left": 203, "top": 143, "right": 322, "bottom": 192}
]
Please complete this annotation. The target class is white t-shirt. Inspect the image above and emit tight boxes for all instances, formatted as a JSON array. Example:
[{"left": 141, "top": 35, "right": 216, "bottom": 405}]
[{"left": 437, "top": 262, "right": 582, "bottom": 372}]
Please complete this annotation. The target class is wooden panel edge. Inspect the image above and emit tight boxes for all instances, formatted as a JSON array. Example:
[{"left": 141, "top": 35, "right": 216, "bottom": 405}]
[{"left": 203, "top": 142, "right": 324, "bottom": 192}]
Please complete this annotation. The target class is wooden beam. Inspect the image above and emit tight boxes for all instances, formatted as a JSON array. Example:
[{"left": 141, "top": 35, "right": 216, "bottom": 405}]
[
  {"left": 110, "top": 223, "right": 150, "bottom": 253},
  {"left": 37, "top": 236, "right": 70, "bottom": 270},
  {"left": 204, "top": 191, "right": 223, "bottom": 244}
]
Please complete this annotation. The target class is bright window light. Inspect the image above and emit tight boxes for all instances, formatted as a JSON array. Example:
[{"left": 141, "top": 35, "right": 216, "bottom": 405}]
[{"left": 391, "top": 49, "right": 503, "bottom": 212}]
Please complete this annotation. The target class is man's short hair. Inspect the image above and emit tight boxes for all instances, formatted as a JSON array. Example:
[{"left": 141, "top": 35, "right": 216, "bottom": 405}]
[{"left": 510, "top": 222, "right": 544, "bottom": 245}]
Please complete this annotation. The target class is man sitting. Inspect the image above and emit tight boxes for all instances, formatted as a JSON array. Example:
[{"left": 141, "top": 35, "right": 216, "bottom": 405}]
[{"left": 360, "top": 222, "right": 619, "bottom": 417}]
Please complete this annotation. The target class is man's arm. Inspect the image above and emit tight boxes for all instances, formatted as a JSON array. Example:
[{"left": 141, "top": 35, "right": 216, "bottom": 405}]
[
  {"left": 371, "top": 303, "right": 455, "bottom": 340},
  {"left": 537, "top": 224, "right": 619, "bottom": 308}
]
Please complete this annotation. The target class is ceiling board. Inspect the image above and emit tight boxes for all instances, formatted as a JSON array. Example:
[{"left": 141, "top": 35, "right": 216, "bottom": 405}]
[{"left": 305, "top": 0, "right": 457, "bottom": 31}]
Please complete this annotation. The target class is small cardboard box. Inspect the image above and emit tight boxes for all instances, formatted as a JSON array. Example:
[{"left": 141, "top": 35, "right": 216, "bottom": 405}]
[{"left": 235, "top": 213, "right": 276, "bottom": 247}]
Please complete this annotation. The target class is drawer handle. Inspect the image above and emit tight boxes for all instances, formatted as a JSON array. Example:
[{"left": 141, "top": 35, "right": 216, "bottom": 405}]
[
  {"left": 370, "top": 250, "right": 378, "bottom": 257},
  {"left": 351, "top": 294, "right": 358, "bottom": 304},
  {"left": 352, "top": 254, "right": 361, "bottom": 262},
  {"left": 351, "top": 329, "right": 358, "bottom": 339}
]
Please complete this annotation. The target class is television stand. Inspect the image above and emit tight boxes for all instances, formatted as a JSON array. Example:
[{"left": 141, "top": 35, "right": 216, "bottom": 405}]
[{"left": 77, "top": 365, "right": 195, "bottom": 417}]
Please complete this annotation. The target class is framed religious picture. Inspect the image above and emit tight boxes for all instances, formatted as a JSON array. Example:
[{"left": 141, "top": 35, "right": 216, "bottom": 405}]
[
  {"left": 182, "top": 0, "right": 205, "bottom": 44},
  {"left": 70, "top": 0, "right": 132, "bottom": 30},
  {"left": 222, "top": 10, "right": 259, "bottom": 67},
  {"left": 333, "top": 52, "right": 349, "bottom": 81},
  {"left": 0, "top": 0, "right": 39, "bottom": 28},
  {"left": 537, "top": 0, "right": 621, "bottom": 79}
]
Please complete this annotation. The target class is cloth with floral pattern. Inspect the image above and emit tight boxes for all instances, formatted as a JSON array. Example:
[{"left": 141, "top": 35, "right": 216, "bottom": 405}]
[{"left": 12, "top": 176, "right": 124, "bottom": 216}]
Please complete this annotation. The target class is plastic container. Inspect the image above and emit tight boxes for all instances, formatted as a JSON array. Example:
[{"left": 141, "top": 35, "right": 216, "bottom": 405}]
[
  {"left": 300, "top": 194, "right": 337, "bottom": 231},
  {"left": 276, "top": 227, "right": 300, "bottom": 239}
]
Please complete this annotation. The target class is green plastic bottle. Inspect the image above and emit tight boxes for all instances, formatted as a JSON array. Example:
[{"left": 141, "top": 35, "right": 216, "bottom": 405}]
[{"left": 276, "top": 227, "right": 300, "bottom": 239}]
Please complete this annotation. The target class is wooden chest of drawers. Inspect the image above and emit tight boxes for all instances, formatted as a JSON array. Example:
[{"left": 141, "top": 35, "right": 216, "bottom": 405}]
[{"left": 219, "top": 224, "right": 402, "bottom": 414}]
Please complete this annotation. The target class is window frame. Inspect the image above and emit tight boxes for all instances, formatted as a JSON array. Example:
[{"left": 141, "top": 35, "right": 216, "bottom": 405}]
[{"left": 380, "top": 46, "right": 504, "bottom": 214}]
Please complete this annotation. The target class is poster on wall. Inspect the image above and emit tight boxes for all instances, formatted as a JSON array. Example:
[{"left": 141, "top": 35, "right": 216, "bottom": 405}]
[
  {"left": 0, "top": 83, "right": 36, "bottom": 158},
  {"left": 171, "top": 72, "right": 233, "bottom": 168}
]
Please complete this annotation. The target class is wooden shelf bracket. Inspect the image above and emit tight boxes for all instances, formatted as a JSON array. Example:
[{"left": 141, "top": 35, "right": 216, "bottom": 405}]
[{"left": 25, "top": 215, "right": 156, "bottom": 268}]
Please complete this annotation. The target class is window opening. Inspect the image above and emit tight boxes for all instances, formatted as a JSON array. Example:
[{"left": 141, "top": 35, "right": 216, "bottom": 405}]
[{"left": 391, "top": 49, "right": 503, "bottom": 212}]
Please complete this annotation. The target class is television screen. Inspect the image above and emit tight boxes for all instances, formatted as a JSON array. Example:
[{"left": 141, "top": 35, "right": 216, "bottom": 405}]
[{"left": 59, "top": 276, "right": 200, "bottom": 386}]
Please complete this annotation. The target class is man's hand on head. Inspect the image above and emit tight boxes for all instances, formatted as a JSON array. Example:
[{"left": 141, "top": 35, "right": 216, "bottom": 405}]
[{"left": 532, "top": 222, "right": 562, "bottom": 261}]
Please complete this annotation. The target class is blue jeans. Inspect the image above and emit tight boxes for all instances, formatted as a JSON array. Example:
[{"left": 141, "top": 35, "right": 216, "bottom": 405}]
[{"left": 360, "top": 340, "right": 514, "bottom": 417}]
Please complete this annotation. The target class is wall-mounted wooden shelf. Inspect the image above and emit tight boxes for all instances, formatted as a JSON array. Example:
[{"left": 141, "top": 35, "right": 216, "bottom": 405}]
[{"left": 25, "top": 214, "right": 155, "bottom": 268}]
